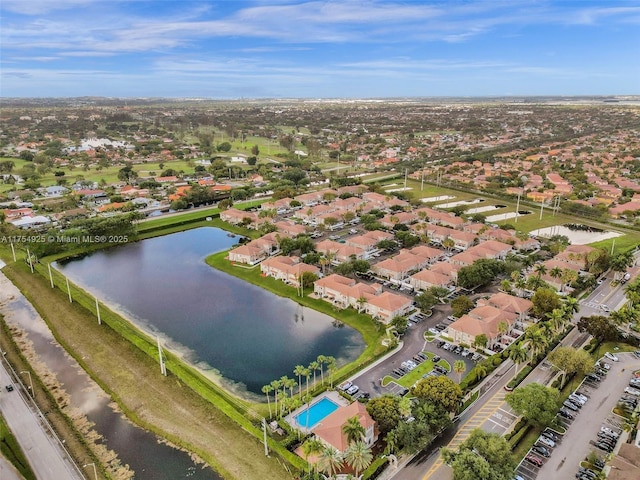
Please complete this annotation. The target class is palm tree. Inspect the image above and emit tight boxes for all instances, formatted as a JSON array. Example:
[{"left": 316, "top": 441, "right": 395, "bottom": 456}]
[
  {"left": 509, "top": 345, "right": 528, "bottom": 379},
  {"left": 344, "top": 441, "right": 373, "bottom": 478},
  {"left": 549, "top": 266, "right": 563, "bottom": 285},
  {"left": 534, "top": 263, "right": 547, "bottom": 279},
  {"left": 356, "top": 296, "right": 367, "bottom": 313},
  {"left": 318, "top": 445, "right": 343, "bottom": 479},
  {"left": 563, "top": 296, "right": 580, "bottom": 317},
  {"left": 454, "top": 360, "right": 466, "bottom": 383},
  {"left": 442, "top": 238, "right": 455, "bottom": 252},
  {"left": 294, "top": 365, "right": 305, "bottom": 395},
  {"left": 342, "top": 416, "right": 366, "bottom": 445},
  {"left": 497, "top": 321, "right": 509, "bottom": 341},
  {"left": 261, "top": 384, "right": 273, "bottom": 418},
  {"left": 309, "top": 361, "right": 319, "bottom": 386},
  {"left": 560, "top": 268, "right": 578, "bottom": 292},
  {"left": 317, "top": 355, "right": 327, "bottom": 385},
  {"left": 270, "top": 380, "right": 281, "bottom": 417},
  {"left": 326, "top": 356, "right": 337, "bottom": 388},
  {"left": 525, "top": 327, "right": 547, "bottom": 362},
  {"left": 302, "top": 367, "right": 311, "bottom": 397},
  {"left": 549, "top": 308, "right": 566, "bottom": 333},
  {"left": 285, "top": 377, "right": 296, "bottom": 399},
  {"left": 302, "top": 438, "right": 324, "bottom": 474}
]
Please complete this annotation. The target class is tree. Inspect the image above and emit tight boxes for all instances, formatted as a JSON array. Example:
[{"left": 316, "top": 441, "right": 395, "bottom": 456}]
[
  {"left": 117, "top": 164, "right": 138, "bottom": 183},
  {"left": 218, "top": 141, "right": 232, "bottom": 152},
  {"left": 293, "top": 364, "right": 305, "bottom": 394},
  {"left": 451, "top": 295, "right": 474, "bottom": 318},
  {"left": 454, "top": 360, "right": 467, "bottom": 383},
  {"left": 366, "top": 395, "right": 401, "bottom": 435},
  {"left": 548, "top": 346, "right": 593, "bottom": 388},
  {"left": 344, "top": 441, "right": 372, "bottom": 478},
  {"left": 261, "top": 384, "right": 273, "bottom": 418},
  {"left": 505, "top": 383, "right": 560, "bottom": 428},
  {"left": 534, "top": 263, "right": 547, "bottom": 279},
  {"left": 317, "top": 445, "right": 343, "bottom": 478},
  {"left": 524, "top": 326, "right": 547, "bottom": 362},
  {"left": 391, "top": 315, "right": 409, "bottom": 335},
  {"left": 508, "top": 345, "right": 528, "bottom": 379},
  {"left": 412, "top": 376, "right": 462, "bottom": 412},
  {"left": 473, "top": 334, "right": 488, "bottom": 351},
  {"left": 302, "top": 438, "right": 324, "bottom": 474},
  {"left": 577, "top": 315, "right": 619, "bottom": 342},
  {"left": 251, "top": 144, "right": 260, "bottom": 156},
  {"left": 531, "top": 287, "right": 561, "bottom": 319},
  {"left": 342, "top": 416, "right": 366, "bottom": 445},
  {"left": 415, "top": 291, "right": 437, "bottom": 311},
  {"left": 441, "top": 429, "right": 517, "bottom": 480}
]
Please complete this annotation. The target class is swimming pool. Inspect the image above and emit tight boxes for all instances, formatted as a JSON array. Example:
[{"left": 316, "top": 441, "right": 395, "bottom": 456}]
[{"left": 294, "top": 397, "right": 340, "bottom": 429}]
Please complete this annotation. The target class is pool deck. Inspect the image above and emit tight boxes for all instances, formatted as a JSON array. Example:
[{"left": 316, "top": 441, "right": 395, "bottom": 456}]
[{"left": 284, "top": 391, "right": 350, "bottom": 434}]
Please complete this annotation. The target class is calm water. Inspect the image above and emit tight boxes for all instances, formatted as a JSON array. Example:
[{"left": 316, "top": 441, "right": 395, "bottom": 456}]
[
  {"left": 56, "top": 227, "right": 365, "bottom": 397},
  {"left": 1, "top": 282, "right": 221, "bottom": 480}
]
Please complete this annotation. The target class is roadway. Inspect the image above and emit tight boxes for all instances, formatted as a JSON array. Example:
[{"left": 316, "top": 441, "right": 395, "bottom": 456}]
[
  {"left": 384, "top": 262, "right": 634, "bottom": 480},
  {"left": 0, "top": 360, "right": 83, "bottom": 480}
]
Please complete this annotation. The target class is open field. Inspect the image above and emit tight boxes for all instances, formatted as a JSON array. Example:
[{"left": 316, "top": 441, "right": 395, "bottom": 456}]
[{"left": 0, "top": 256, "right": 298, "bottom": 480}]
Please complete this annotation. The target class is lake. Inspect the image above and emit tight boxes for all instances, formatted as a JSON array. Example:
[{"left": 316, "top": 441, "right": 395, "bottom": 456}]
[{"left": 56, "top": 227, "right": 365, "bottom": 398}]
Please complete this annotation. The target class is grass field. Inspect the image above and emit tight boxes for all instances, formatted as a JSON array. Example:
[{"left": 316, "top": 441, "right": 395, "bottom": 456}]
[{"left": 0, "top": 256, "right": 300, "bottom": 480}]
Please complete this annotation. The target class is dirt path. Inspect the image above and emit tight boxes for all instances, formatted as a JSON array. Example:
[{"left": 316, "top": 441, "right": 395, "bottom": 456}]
[{"left": 2, "top": 263, "right": 292, "bottom": 480}]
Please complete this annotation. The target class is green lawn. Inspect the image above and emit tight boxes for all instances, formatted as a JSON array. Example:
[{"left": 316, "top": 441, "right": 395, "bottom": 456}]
[{"left": 381, "top": 352, "right": 450, "bottom": 388}]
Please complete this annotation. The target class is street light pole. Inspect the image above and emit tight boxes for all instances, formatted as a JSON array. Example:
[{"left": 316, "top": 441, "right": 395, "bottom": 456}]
[
  {"left": 19, "top": 371, "right": 33, "bottom": 396},
  {"left": 83, "top": 463, "right": 98, "bottom": 480}
]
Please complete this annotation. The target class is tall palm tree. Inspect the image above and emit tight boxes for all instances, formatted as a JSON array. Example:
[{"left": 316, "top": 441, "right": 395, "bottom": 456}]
[
  {"left": 261, "top": 384, "right": 273, "bottom": 418},
  {"left": 317, "top": 355, "right": 327, "bottom": 385},
  {"left": 497, "top": 321, "right": 509, "bottom": 341},
  {"left": 509, "top": 345, "right": 528, "bottom": 379},
  {"left": 344, "top": 441, "right": 373, "bottom": 478},
  {"left": 318, "top": 445, "right": 343, "bottom": 479},
  {"left": 563, "top": 296, "right": 580, "bottom": 317},
  {"left": 534, "top": 263, "right": 547, "bottom": 279},
  {"left": 525, "top": 327, "right": 547, "bottom": 362},
  {"left": 342, "top": 416, "right": 366, "bottom": 445},
  {"left": 309, "top": 361, "right": 319, "bottom": 386},
  {"left": 326, "top": 356, "right": 337, "bottom": 388},
  {"left": 549, "top": 266, "right": 563, "bottom": 285},
  {"left": 549, "top": 308, "right": 566, "bottom": 333},
  {"left": 270, "top": 380, "right": 281, "bottom": 417},
  {"left": 454, "top": 360, "right": 466, "bottom": 383},
  {"left": 302, "top": 367, "right": 311, "bottom": 397},
  {"left": 356, "top": 296, "right": 367, "bottom": 313},
  {"left": 294, "top": 365, "right": 305, "bottom": 395}
]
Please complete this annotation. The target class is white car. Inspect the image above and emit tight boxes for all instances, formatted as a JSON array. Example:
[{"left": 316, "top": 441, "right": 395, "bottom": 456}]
[
  {"left": 604, "top": 352, "right": 619, "bottom": 362},
  {"left": 428, "top": 328, "right": 440, "bottom": 335},
  {"left": 600, "top": 304, "right": 610, "bottom": 312},
  {"left": 624, "top": 386, "right": 640, "bottom": 396},
  {"left": 537, "top": 435, "right": 555, "bottom": 448},
  {"left": 339, "top": 381, "right": 352, "bottom": 392},
  {"left": 346, "top": 385, "right": 359, "bottom": 396}
]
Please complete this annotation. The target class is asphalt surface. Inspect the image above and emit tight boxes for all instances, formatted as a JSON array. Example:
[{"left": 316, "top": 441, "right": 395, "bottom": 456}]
[
  {"left": 0, "top": 358, "right": 83, "bottom": 480},
  {"left": 533, "top": 352, "right": 640, "bottom": 480}
]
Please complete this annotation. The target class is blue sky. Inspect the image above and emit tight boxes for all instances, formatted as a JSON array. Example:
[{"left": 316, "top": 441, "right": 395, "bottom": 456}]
[{"left": 1, "top": 0, "right": 639, "bottom": 98}]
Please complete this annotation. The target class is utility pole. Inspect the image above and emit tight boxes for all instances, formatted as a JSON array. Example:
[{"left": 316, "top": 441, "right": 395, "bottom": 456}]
[
  {"left": 95, "top": 296, "right": 101, "bottom": 325},
  {"left": 515, "top": 191, "right": 521, "bottom": 224},
  {"left": 262, "top": 418, "right": 270, "bottom": 457},
  {"left": 66, "top": 277, "right": 72, "bottom": 303},
  {"left": 157, "top": 336, "right": 167, "bottom": 376},
  {"left": 10, "top": 242, "right": 16, "bottom": 262},
  {"left": 48, "top": 263, "right": 54, "bottom": 288},
  {"left": 26, "top": 246, "right": 34, "bottom": 273},
  {"left": 404, "top": 168, "right": 408, "bottom": 190},
  {"left": 421, "top": 168, "right": 424, "bottom": 191},
  {"left": 539, "top": 201, "right": 545, "bottom": 221}
]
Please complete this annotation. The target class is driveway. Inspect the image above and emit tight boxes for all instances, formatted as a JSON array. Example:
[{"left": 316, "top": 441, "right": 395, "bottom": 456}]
[{"left": 535, "top": 352, "right": 640, "bottom": 480}]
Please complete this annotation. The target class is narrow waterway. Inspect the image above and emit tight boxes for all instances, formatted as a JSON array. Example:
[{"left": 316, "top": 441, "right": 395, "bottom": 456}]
[{"left": 0, "top": 272, "right": 222, "bottom": 480}]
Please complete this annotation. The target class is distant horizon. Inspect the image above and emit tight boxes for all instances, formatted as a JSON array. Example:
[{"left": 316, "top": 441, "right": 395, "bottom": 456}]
[{"left": 1, "top": 1, "right": 639, "bottom": 98}]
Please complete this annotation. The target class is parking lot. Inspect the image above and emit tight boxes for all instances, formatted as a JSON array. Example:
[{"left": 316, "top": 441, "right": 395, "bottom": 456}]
[
  {"left": 523, "top": 351, "right": 640, "bottom": 480},
  {"left": 348, "top": 304, "right": 476, "bottom": 398}
]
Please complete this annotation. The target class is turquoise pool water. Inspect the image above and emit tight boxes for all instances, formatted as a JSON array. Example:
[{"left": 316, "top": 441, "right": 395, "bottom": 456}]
[{"left": 295, "top": 397, "right": 340, "bottom": 429}]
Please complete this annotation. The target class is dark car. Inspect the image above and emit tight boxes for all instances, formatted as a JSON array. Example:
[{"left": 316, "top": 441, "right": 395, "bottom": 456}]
[
  {"left": 558, "top": 408, "right": 574, "bottom": 420},
  {"left": 594, "top": 442, "right": 613, "bottom": 452},
  {"left": 542, "top": 430, "right": 559, "bottom": 442},
  {"left": 5, "top": 384, "right": 14, "bottom": 392},
  {"left": 432, "top": 355, "right": 441, "bottom": 363},
  {"left": 437, "top": 341, "right": 446, "bottom": 348}
]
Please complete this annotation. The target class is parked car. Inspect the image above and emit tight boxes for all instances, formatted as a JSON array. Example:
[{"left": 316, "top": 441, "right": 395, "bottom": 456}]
[
  {"left": 596, "top": 361, "right": 610, "bottom": 371},
  {"left": 563, "top": 400, "right": 580, "bottom": 411},
  {"left": 5, "top": 384, "right": 13, "bottom": 392},
  {"left": 537, "top": 435, "right": 556, "bottom": 448},
  {"left": 569, "top": 394, "right": 586, "bottom": 405},
  {"left": 624, "top": 386, "right": 640, "bottom": 396},
  {"left": 558, "top": 408, "right": 574, "bottom": 420},
  {"left": 532, "top": 444, "right": 551, "bottom": 457},
  {"left": 600, "top": 427, "right": 619, "bottom": 438},
  {"left": 542, "top": 430, "right": 559, "bottom": 442},
  {"left": 594, "top": 442, "right": 613, "bottom": 452},
  {"left": 428, "top": 328, "right": 440, "bottom": 335},
  {"left": 432, "top": 355, "right": 441, "bottom": 363},
  {"left": 573, "top": 392, "right": 588, "bottom": 402},
  {"left": 346, "top": 385, "right": 360, "bottom": 395},
  {"left": 339, "top": 381, "right": 352, "bottom": 392},
  {"left": 586, "top": 374, "right": 601, "bottom": 383},
  {"left": 525, "top": 454, "right": 543, "bottom": 467},
  {"left": 604, "top": 351, "right": 619, "bottom": 362}
]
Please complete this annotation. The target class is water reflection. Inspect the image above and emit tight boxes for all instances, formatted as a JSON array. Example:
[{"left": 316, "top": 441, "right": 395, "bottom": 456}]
[{"left": 57, "top": 227, "right": 365, "bottom": 397}]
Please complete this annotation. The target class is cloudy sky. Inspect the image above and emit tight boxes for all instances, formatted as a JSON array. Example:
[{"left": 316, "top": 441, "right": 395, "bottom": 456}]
[{"left": 1, "top": 0, "right": 639, "bottom": 98}]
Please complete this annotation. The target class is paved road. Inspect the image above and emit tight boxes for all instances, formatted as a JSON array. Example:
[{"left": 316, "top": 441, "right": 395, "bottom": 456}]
[
  {"left": 534, "top": 352, "right": 640, "bottom": 480},
  {"left": 0, "top": 361, "right": 83, "bottom": 480},
  {"left": 384, "top": 260, "right": 635, "bottom": 480}
]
